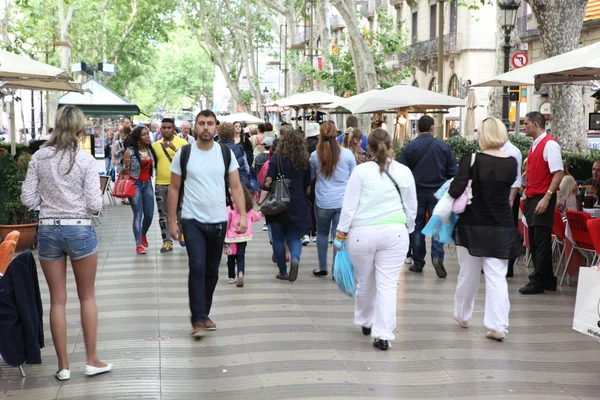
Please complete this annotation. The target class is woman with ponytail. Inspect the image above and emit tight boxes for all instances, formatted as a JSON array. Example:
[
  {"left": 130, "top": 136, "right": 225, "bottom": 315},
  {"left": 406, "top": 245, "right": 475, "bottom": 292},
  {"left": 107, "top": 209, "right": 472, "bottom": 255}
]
[
  {"left": 309, "top": 121, "right": 356, "bottom": 277},
  {"left": 334, "top": 129, "right": 417, "bottom": 350},
  {"left": 342, "top": 127, "right": 369, "bottom": 165}
]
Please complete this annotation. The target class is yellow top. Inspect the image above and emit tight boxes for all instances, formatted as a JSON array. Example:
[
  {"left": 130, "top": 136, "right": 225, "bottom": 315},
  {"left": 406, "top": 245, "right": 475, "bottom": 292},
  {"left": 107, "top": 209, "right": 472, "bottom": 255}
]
[{"left": 152, "top": 136, "right": 189, "bottom": 185}]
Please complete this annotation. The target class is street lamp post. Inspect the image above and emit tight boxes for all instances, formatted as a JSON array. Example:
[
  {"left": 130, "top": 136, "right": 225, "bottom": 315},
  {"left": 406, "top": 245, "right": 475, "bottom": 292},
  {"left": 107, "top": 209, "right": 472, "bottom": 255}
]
[
  {"left": 498, "top": 0, "right": 521, "bottom": 130},
  {"left": 262, "top": 86, "right": 269, "bottom": 121}
]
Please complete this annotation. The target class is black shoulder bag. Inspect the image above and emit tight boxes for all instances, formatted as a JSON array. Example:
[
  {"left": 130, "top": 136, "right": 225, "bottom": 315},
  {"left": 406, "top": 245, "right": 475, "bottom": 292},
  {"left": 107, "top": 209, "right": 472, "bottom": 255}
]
[{"left": 260, "top": 154, "right": 292, "bottom": 215}]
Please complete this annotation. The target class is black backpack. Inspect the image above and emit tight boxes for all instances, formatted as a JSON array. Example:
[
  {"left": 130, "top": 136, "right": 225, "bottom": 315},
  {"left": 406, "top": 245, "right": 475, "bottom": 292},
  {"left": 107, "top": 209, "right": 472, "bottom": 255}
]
[{"left": 178, "top": 142, "right": 233, "bottom": 209}]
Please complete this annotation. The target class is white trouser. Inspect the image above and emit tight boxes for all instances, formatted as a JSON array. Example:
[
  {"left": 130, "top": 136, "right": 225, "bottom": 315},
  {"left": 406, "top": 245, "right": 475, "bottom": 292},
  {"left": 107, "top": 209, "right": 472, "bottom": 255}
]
[
  {"left": 346, "top": 224, "right": 409, "bottom": 341},
  {"left": 455, "top": 246, "right": 510, "bottom": 333}
]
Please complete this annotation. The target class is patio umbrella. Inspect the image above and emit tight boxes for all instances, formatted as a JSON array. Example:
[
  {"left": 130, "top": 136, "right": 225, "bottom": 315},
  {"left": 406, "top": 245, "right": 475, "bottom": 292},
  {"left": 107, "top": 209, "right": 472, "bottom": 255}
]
[
  {"left": 328, "top": 84, "right": 466, "bottom": 114},
  {"left": 463, "top": 89, "right": 478, "bottom": 140},
  {"left": 218, "top": 112, "right": 264, "bottom": 124},
  {"left": 470, "top": 41, "right": 600, "bottom": 89},
  {"left": 272, "top": 91, "right": 344, "bottom": 108}
]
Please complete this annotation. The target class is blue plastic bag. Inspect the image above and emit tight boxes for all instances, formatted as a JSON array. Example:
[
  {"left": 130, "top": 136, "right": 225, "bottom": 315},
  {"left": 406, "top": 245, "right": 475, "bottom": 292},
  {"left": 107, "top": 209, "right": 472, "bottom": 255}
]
[
  {"left": 108, "top": 167, "right": 116, "bottom": 182},
  {"left": 421, "top": 213, "right": 459, "bottom": 244},
  {"left": 334, "top": 246, "right": 356, "bottom": 298},
  {"left": 434, "top": 179, "right": 453, "bottom": 200}
]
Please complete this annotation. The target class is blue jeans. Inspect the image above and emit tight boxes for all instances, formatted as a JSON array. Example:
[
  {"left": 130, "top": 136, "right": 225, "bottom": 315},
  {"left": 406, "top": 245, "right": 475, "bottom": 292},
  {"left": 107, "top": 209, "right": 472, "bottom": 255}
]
[
  {"left": 412, "top": 192, "right": 445, "bottom": 268},
  {"left": 104, "top": 157, "right": 112, "bottom": 173},
  {"left": 315, "top": 205, "right": 341, "bottom": 272},
  {"left": 269, "top": 221, "right": 303, "bottom": 275},
  {"left": 181, "top": 219, "right": 227, "bottom": 324},
  {"left": 130, "top": 180, "right": 154, "bottom": 245}
]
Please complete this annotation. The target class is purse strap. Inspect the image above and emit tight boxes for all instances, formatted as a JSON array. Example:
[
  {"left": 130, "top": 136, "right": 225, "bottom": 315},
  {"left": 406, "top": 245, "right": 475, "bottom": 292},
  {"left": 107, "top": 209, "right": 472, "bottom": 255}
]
[
  {"left": 276, "top": 153, "right": 285, "bottom": 179},
  {"left": 374, "top": 161, "right": 407, "bottom": 224},
  {"left": 160, "top": 143, "right": 173, "bottom": 162}
]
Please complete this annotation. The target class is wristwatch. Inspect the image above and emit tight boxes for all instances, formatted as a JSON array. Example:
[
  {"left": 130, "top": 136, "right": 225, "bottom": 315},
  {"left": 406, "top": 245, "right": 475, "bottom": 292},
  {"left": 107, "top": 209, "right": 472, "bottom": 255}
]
[{"left": 547, "top": 189, "right": 553, "bottom": 195}]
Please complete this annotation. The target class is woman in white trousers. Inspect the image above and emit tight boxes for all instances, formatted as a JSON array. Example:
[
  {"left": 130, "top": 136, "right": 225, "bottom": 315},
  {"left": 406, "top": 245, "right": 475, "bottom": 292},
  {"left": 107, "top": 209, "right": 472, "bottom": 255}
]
[
  {"left": 335, "top": 129, "right": 417, "bottom": 350},
  {"left": 447, "top": 117, "right": 520, "bottom": 341}
]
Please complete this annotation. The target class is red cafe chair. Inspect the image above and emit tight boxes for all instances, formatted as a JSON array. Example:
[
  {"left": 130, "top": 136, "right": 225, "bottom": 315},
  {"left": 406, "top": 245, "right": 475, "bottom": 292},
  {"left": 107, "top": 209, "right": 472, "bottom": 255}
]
[
  {"left": 585, "top": 218, "right": 600, "bottom": 268},
  {"left": 551, "top": 208, "right": 567, "bottom": 275},
  {"left": 562, "top": 211, "right": 596, "bottom": 286}
]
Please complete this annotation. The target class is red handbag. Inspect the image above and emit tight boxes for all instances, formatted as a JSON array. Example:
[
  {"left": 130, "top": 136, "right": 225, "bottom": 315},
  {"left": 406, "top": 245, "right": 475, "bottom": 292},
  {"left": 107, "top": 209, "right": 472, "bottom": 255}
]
[{"left": 112, "top": 175, "right": 136, "bottom": 198}]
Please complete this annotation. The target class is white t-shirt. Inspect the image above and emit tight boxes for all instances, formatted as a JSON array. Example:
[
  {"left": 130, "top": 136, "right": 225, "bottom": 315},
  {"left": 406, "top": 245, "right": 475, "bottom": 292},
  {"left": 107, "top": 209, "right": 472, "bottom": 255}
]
[
  {"left": 170, "top": 143, "right": 239, "bottom": 223},
  {"left": 500, "top": 141, "right": 523, "bottom": 189}
]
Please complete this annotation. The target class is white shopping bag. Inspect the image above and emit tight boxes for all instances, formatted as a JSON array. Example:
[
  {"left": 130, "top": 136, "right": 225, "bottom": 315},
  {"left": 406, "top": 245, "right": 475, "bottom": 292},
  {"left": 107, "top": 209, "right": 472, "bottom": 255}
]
[{"left": 572, "top": 266, "right": 600, "bottom": 341}]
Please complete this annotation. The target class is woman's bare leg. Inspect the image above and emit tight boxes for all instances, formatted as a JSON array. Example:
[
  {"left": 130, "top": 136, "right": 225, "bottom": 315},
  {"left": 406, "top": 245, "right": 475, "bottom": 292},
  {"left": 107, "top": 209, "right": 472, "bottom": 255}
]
[
  {"left": 40, "top": 258, "right": 69, "bottom": 371},
  {"left": 71, "top": 253, "right": 106, "bottom": 367}
]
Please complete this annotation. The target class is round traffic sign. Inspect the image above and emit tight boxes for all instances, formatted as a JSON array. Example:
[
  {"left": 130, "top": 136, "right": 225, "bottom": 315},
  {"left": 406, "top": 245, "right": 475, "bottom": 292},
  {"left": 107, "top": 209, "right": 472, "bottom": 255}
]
[{"left": 512, "top": 52, "right": 528, "bottom": 69}]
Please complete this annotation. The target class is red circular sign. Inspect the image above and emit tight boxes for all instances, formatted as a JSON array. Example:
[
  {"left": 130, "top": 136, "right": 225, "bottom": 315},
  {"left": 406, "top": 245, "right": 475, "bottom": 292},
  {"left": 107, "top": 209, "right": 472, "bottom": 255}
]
[{"left": 512, "top": 52, "right": 528, "bottom": 69}]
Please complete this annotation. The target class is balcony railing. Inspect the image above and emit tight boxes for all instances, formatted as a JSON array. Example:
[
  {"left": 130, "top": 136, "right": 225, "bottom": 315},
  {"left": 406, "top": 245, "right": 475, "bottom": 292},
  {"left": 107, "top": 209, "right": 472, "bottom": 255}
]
[
  {"left": 397, "top": 33, "right": 461, "bottom": 63},
  {"left": 517, "top": 15, "right": 538, "bottom": 38}
]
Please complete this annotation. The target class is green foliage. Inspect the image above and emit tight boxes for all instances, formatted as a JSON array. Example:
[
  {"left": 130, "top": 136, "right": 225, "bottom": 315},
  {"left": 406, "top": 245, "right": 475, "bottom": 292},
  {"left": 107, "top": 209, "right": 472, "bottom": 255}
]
[
  {"left": 239, "top": 90, "right": 254, "bottom": 107},
  {"left": 446, "top": 135, "right": 481, "bottom": 163},
  {"left": 0, "top": 153, "right": 35, "bottom": 225},
  {"left": 508, "top": 135, "right": 532, "bottom": 160},
  {"left": 0, "top": 143, "right": 29, "bottom": 156},
  {"left": 293, "top": 8, "right": 410, "bottom": 95},
  {"left": 128, "top": 26, "right": 215, "bottom": 116}
]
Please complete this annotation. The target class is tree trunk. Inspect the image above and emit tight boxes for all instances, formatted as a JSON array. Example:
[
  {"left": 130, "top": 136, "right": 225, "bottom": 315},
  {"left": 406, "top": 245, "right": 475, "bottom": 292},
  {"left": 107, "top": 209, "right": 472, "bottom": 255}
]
[
  {"left": 57, "top": 0, "right": 75, "bottom": 71},
  {"left": 330, "top": 0, "right": 377, "bottom": 94},
  {"left": 527, "top": 0, "right": 588, "bottom": 154},
  {"left": 316, "top": 0, "right": 333, "bottom": 93}
]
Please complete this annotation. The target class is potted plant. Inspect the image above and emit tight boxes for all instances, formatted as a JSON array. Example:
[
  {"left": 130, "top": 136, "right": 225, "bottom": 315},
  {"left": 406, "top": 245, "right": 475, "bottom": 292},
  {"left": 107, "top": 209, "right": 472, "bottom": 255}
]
[{"left": 0, "top": 152, "right": 37, "bottom": 252}]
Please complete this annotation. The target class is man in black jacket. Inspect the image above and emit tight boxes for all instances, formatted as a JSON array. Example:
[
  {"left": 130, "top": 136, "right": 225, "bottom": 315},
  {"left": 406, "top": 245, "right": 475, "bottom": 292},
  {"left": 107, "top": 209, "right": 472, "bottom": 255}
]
[{"left": 398, "top": 116, "right": 458, "bottom": 278}]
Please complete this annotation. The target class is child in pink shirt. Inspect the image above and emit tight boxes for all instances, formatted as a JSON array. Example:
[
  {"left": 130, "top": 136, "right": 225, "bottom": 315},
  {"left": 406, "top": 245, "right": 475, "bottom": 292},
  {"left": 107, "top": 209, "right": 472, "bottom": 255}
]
[{"left": 226, "top": 186, "right": 263, "bottom": 287}]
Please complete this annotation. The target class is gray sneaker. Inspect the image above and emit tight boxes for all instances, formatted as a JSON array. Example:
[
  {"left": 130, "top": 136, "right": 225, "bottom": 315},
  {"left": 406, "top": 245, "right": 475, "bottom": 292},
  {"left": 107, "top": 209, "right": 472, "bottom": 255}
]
[
  {"left": 405, "top": 257, "right": 413, "bottom": 266},
  {"left": 432, "top": 258, "right": 447, "bottom": 278}
]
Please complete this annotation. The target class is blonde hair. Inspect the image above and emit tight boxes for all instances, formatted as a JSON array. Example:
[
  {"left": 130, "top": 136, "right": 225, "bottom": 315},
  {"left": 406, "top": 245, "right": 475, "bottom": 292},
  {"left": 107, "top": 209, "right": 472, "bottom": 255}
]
[
  {"left": 479, "top": 117, "right": 508, "bottom": 150},
  {"left": 44, "top": 105, "right": 86, "bottom": 174},
  {"left": 368, "top": 128, "right": 392, "bottom": 173}
]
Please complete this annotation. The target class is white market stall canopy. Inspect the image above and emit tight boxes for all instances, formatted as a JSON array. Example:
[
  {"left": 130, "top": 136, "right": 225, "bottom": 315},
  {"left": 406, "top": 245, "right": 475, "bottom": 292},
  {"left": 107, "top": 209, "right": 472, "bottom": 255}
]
[
  {"left": 471, "top": 41, "right": 600, "bottom": 89},
  {"left": 59, "top": 78, "right": 140, "bottom": 116},
  {"left": 327, "top": 84, "right": 466, "bottom": 114},
  {"left": 0, "top": 49, "right": 81, "bottom": 92},
  {"left": 271, "top": 91, "right": 345, "bottom": 108},
  {"left": 218, "top": 112, "right": 264, "bottom": 124}
]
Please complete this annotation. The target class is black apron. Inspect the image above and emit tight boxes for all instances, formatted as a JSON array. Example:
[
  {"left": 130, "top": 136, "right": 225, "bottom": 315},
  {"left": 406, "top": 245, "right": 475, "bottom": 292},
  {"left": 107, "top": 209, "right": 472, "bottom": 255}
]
[{"left": 524, "top": 194, "right": 556, "bottom": 228}]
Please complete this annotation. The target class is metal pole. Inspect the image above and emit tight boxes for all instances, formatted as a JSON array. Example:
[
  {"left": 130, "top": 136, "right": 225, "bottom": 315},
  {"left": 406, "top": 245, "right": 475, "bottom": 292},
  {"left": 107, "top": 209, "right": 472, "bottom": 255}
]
[
  {"left": 514, "top": 98, "right": 520, "bottom": 134},
  {"left": 40, "top": 91, "right": 44, "bottom": 136},
  {"left": 502, "top": 31, "right": 511, "bottom": 129},
  {"left": 284, "top": 24, "right": 288, "bottom": 97},
  {"left": 436, "top": 0, "right": 445, "bottom": 139},
  {"left": 10, "top": 96, "right": 16, "bottom": 155},
  {"left": 30, "top": 91, "right": 36, "bottom": 140}
]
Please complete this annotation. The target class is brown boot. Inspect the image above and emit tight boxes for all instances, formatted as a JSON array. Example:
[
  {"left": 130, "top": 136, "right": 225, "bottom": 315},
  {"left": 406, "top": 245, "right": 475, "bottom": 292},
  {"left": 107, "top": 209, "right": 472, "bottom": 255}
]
[{"left": 191, "top": 322, "right": 206, "bottom": 338}]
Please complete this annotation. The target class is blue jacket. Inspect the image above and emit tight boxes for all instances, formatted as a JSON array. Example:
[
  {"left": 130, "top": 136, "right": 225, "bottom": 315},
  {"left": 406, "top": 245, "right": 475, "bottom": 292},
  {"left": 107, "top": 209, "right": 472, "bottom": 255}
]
[
  {"left": 397, "top": 133, "right": 458, "bottom": 194},
  {"left": 0, "top": 251, "right": 44, "bottom": 367},
  {"left": 219, "top": 140, "right": 251, "bottom": 187}
]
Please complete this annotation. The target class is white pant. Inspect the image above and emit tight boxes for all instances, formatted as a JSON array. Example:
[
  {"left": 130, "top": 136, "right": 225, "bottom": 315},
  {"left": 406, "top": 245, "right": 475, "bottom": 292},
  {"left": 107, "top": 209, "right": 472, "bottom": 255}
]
[
  {"left": 455, "top": 246, "right": 510, "bottom": 333},
  {"left": 346, "top": 224, "right": 409, "bottom": 341}
]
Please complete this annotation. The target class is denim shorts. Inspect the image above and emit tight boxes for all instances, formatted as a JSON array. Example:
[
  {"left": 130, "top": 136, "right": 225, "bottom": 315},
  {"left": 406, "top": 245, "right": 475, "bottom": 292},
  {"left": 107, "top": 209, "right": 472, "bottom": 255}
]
[{"left": 38, "top": 225, "right": 98, "bottom": 261}]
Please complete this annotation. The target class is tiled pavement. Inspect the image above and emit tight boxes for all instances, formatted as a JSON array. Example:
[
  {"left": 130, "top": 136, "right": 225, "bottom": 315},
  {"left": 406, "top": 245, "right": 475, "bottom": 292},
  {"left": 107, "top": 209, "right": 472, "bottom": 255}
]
[{"left": 2, "top": 202, "right": 600, "bottom": 399}]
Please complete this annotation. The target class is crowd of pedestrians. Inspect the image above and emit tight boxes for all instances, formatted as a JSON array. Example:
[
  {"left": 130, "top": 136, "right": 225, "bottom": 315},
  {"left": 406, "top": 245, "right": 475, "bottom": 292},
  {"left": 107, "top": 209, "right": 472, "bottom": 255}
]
[{"left": 18, "top": 102, "right": 571, "bottom": 381}]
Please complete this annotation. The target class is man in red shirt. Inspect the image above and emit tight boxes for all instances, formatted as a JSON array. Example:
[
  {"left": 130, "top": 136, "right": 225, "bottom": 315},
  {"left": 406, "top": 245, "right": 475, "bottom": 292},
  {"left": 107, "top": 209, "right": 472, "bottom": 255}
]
[{"left": 520, "top": 112, "right": 564, "bottom": 295}]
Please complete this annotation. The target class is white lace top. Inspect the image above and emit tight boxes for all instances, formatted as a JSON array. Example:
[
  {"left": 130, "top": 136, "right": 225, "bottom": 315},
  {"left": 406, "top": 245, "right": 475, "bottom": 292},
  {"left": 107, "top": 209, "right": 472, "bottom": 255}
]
[{"left": 21, "top": 147, "right": 103, "bottom": 219}]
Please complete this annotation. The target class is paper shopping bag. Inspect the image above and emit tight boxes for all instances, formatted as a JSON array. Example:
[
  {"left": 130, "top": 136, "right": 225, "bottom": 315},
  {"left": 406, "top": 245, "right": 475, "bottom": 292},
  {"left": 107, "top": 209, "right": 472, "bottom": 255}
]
[{"left": 572, "top": 267, "right": 600, "bottom": 340}]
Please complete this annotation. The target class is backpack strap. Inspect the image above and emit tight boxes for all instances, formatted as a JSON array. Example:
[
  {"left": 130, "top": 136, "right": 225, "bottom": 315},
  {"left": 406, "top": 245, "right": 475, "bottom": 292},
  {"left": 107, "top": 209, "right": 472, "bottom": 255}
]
[
  {"left": 218, "top": 142, "right": 233, "bottom": 209},
  {"left": 178, "top": 144, "right": 191, "bottom": 208}
]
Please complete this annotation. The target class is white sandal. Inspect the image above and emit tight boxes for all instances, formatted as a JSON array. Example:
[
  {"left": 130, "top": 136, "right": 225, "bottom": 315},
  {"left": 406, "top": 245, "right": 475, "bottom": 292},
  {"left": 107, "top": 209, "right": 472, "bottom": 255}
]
[{"left": 228, "top": 278, "right": 236, "bottom": 284}]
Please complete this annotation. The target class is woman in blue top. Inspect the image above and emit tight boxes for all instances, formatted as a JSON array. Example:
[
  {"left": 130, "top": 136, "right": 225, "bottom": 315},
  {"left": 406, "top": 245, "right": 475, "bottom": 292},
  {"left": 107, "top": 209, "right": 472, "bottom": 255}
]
[{"left": 309, "top": 121, "right": 356, "bottom": 277}]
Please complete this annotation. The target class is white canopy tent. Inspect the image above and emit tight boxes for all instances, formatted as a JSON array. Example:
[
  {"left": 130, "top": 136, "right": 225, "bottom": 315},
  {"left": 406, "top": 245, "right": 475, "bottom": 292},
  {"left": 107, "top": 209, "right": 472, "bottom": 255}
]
[
  {"left": 327, "top": 84, "right": 466, "bottom": 114},
  {"left": 470, "top": 41, "right": 600, "bottom": 89},
  {"left": 272, "top": 91, "right": 345, "bottom": 108},
  {"left": 218, "top": 112, "right": 264, "bottom": 124},
  {"left": 0, "top": 49, "right": 82, "bottom": 154}
]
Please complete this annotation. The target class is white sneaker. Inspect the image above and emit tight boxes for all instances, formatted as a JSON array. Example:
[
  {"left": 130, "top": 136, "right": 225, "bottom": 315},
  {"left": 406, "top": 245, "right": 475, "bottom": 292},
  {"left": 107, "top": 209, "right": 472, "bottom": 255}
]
[
  {"left": 405, "top": 257, "right": 413, "bottom": 265},
  {"left": 262, "top": 224, "right": 268, "bottom": 231},
  {"left": 302, "top": 235, "right": 310, "bottom": 246},
  {"left": 85, "top": 363, "right": 113, "bottom": 376},
  {"left": 312, "top": 237, "right": 317, "bottom": 242},
  {"left": 55, "top": 369, "right": 70, "bottom": 381}
]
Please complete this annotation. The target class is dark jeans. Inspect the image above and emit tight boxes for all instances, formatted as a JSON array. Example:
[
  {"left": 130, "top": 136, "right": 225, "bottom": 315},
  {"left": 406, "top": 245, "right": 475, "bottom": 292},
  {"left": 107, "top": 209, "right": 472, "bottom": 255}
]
[
  {"left": 412, "top": 192, "right": 444, "bottom": 268},
  {"left": 270, "top": 221, "right": 303, "bottom": 275},
  {"left": 181, "top": 219, "right": 227, "bottom": 325},
  {"left": 227, "top": 242, "right": 247, "bottom": 278},
  {"left": 528, "top": 225, "right": 555, "bottom": 287}
]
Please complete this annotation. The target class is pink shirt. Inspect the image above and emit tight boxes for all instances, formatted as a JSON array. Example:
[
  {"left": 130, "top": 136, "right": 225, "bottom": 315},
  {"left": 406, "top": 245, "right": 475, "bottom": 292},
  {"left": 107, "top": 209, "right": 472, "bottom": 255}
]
[{"left": 225, "top": 206, "right": 263, "bottom": 243}]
